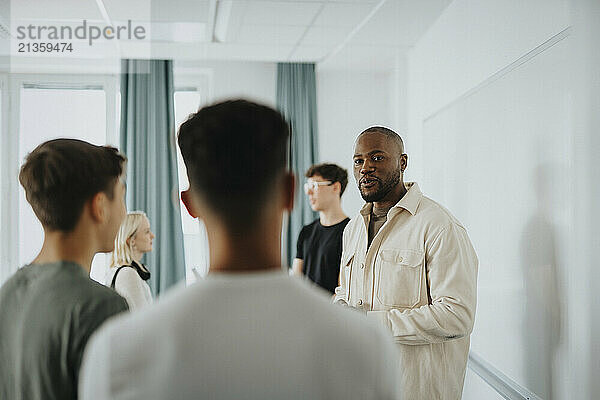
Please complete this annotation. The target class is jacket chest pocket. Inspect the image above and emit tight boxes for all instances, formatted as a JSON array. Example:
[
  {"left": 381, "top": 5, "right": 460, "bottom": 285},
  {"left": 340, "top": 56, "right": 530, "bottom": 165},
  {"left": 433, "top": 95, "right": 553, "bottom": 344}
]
[
  {"left": 376, "top": 249, "right": 424, "bottom": 308},
  {"left": 340, "top": 252, "right": 357, "bottom": 302}
]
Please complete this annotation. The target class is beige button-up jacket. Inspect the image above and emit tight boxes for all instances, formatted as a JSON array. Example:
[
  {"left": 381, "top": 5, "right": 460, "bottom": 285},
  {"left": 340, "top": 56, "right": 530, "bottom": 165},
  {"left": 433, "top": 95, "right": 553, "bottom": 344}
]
[{"left": 334, "top": 182, "right": 478, "bottom": 400}]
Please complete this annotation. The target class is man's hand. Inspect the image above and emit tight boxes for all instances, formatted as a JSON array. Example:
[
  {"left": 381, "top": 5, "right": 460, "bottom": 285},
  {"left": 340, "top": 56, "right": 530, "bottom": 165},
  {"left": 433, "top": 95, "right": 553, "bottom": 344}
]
[{"left": 291, "top": 258, "right": 304, "bottom": 276}]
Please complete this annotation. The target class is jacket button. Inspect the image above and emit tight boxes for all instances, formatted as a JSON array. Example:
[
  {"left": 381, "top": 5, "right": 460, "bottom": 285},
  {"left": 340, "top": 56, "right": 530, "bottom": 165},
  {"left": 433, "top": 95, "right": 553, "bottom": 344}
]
[
  {"left": 360, "top": 262, "right": 365, "bottom": 269},
  {"left": 398, "top": 257, "right": 403, "bottom": 263},
  {"left": 357, "top": 299, "right": 363, "bottom": 306}
]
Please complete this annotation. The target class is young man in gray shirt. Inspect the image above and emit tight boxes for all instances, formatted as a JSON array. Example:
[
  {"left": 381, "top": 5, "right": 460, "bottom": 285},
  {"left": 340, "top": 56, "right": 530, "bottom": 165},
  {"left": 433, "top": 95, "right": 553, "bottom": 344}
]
[{"left": 0, "top": 139, "right": 130, "bottom": 400}]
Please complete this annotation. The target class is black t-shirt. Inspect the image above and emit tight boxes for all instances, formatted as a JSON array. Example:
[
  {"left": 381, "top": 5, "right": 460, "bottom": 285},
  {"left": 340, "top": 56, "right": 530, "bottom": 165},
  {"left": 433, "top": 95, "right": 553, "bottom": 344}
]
[{"left": 296, "top": 217, "right": 350, "bottom": 293}]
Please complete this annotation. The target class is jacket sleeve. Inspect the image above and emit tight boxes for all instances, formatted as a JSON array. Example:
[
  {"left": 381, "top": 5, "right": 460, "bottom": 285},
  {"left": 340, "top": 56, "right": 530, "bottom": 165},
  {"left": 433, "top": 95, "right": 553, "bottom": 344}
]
[
  {"left": 367, "top": 223, "right": 478, "bottom": 344},
  {"left": 333, "top": 222, "right": 353, "bottom": 305}
]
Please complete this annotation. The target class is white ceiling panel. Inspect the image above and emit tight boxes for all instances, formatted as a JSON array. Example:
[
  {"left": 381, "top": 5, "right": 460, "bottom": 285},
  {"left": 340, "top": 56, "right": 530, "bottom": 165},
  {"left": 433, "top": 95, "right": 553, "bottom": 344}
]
[
  {"left": 239, "top": 0, "right": 371, "bottom": 2},
  {"left": 312, "top": 3, "right": 375, "bottom": 28},
  {"left": 150, "top": 22, "right": 208, "bottom": 42},
  {"left": 289, "top": 45, "right": 330, "bottom": 61},
  {"left": 220, "top": 1, "right": 248, "bottom": 43},
  {"left": 235, "top": 25, "right": 306, "bottom": 45},
  {"left": 349, "top": 0, "right": 452, "bottom": 46},
  {"left": 4, "top": 0, "right": 454, "bottom": 71},
  {"left": 204, "top": 42, "right": 292, "bottom": 61},
  {"left": 101, "top": 0, "right": 150, "bottom": 21},
  {"left": 11, "top": 0, "right": 102, "bottom": 21},
  {"left": 300, "top": 26, "right": 353, "bottom": 46},
  {"left": 118, "top": 41, "right": 292, "bottom": 62},
  {"left": 320, "top": 44, "right": 408, "bottom": 71},
  {"left": 104, "top": 0, "right": 211, "bottom": 23},
  {"left": 242, "top": 1, "right": 322, "bottom": 26},
  {"left": 152, "top": 0, "right": 210, "bottom": 23},
  {"left": 324, "top": 0, "right": 378, "bottom": 3}
]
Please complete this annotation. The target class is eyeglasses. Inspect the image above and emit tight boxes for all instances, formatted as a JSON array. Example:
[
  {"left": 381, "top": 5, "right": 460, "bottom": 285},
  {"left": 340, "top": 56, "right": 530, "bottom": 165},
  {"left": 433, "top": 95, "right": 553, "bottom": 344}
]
[{"left": 304, "top": 180, "right": 333, "bottom": 193}]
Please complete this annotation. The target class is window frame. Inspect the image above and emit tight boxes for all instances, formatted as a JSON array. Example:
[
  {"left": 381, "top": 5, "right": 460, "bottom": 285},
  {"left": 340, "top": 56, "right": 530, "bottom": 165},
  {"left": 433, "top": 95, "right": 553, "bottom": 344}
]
[
  {"left": 172, "top": 68, "right": 212, "bottom": 282},
  {"left": 0, "top": 73, "right": 118, "bottom": 284}
]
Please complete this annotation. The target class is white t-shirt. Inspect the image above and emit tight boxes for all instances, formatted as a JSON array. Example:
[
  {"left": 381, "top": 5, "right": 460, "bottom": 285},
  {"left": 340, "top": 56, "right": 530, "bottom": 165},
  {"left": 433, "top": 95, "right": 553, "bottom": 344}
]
[
  {"left": 80, "top": 270, "right": 398, "bottom": 400},
  {"left": 106, "top": 266, "right": 153, "bottom": 311}
]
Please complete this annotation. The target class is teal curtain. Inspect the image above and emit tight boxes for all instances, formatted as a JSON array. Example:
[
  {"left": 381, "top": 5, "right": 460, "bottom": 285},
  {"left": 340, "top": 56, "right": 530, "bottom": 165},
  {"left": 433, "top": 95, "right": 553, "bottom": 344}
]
[
  {"left": 119, "top": 59, "right": 186, "bottom": 295},
  {"left": 276, "top": 63, "right": 319, "bottom": 267}
]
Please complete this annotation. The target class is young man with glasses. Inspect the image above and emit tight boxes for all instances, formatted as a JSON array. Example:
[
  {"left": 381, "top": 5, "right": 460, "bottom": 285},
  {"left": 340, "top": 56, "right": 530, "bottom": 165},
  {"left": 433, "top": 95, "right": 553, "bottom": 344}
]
[{"left": 292, "top": 163, "right": 350, "bottom": 294}]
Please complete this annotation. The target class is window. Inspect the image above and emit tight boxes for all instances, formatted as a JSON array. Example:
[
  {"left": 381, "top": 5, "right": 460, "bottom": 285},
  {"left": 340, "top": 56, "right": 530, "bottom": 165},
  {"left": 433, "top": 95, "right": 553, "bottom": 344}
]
[
  {"left": 174, "top": 88, "right": 210, "bottom": 283},
  {"left": 18, "top": 85, "right": 107, "bottom": 272},
  {"left": 0, "top": 75, "right": 118, "bottom": 285}
]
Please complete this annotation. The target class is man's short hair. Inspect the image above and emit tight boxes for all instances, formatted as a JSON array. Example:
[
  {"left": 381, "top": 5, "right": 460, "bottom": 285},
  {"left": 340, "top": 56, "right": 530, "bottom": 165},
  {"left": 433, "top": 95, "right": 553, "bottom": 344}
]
[
  {"left": 359, "top": 126, "right": 404, "bottom": 155},
  {"left": 19, "top": 138, "right": 126, "bottom": 232},
  {"left": 177, "top": 99, "right": 289, "bottom": 230},
  {"left": 305, "top": 163, "right": 348, "bottom": 196}
]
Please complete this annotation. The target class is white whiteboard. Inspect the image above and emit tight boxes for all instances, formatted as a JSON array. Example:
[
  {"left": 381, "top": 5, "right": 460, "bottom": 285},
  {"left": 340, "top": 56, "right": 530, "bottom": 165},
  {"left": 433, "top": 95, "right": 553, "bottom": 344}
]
[{"left": 422, "top": 38, "right": 571, "bottom": 399}]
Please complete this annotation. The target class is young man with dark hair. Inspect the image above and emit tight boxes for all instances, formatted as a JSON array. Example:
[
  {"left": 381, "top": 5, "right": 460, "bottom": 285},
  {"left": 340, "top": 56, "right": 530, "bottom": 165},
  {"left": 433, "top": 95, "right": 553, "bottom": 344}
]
[
  {"left": 0, "top": 139, "right": 130, "bottom": 400},
  {"left": 292, "top": 163, "right": 350, "bottom": 294},
  {"left": 80, "top": 100, "right": 398, "bottom": 400}
]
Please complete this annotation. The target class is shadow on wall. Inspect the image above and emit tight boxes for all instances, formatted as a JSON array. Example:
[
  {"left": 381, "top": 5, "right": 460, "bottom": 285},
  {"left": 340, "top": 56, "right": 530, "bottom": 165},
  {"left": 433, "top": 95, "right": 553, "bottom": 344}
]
[{"left": 520, "top": 164, "right": 563, "bottom": 400}]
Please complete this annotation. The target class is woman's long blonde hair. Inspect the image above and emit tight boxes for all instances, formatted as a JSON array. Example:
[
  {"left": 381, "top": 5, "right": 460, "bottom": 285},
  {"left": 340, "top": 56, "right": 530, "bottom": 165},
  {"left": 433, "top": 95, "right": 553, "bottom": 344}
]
[{"left": 110, "top": 211, "right": 148, "bottom": 268}]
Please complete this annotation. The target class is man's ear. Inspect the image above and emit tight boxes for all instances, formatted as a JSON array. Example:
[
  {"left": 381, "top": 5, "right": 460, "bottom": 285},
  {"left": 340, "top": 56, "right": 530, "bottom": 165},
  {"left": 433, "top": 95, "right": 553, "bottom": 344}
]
[
  {"left": 332, "top": 181, "right": 341, "bottom": 194},
  {"left": 283, "top": 172, "right": 295, "bottom": 211},
  {"left": 181, "top": 189, "right": 199, "bottom": 218},
  {"left": 90, "top": 192, "right": 108, "bottom": 223},
  {"left": 400, "top": 153, "right": 408, "bottom": 172}
]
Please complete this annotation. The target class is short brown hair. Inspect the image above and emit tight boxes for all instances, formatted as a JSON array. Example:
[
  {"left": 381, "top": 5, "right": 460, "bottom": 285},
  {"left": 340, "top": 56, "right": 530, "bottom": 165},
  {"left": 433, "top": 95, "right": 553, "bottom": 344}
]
[
  {"left": 305, "top": 163, "right": 348, "bottom": 196},
  {"left": 19, "top": 139, "right": 126, "bottom": 232}
]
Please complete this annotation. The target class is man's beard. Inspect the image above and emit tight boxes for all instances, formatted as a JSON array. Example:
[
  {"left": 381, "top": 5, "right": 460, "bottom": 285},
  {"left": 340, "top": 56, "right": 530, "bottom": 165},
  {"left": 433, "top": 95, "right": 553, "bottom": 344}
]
[{"left": 359, "top": 170, "right": 401, "bottom": 203}]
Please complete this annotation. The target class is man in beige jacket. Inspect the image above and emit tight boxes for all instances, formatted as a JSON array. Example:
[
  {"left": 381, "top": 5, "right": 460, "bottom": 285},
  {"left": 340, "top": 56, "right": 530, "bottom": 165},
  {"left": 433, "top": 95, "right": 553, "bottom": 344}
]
[{"left": 334, "top": 126, "right": 478, "bottom": 399}]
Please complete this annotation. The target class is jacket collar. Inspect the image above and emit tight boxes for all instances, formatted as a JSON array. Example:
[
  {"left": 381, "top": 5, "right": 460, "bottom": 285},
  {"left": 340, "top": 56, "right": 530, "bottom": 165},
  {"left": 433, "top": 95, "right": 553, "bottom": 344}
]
[{"left": 359, "top": 182, "right": 422, "bottom": 217}]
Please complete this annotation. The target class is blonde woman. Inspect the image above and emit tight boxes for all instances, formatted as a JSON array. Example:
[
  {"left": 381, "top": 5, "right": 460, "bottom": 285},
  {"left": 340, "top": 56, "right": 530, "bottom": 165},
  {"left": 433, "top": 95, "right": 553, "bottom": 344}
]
[{"left": 107, "top": 211, "right": 155, "bottom": 310}]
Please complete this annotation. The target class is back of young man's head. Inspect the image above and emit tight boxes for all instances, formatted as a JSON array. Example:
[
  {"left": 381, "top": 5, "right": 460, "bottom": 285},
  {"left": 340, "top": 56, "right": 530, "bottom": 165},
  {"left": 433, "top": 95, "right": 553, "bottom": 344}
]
[
  {"left": 19, "top": 138, "right": 126, "bottom": 232},
  {"left": 305, "top": 163, "right": 348, "bottom": 197},
  {"left": 177, "top": 99, "right": 290, "bottom": 231}
]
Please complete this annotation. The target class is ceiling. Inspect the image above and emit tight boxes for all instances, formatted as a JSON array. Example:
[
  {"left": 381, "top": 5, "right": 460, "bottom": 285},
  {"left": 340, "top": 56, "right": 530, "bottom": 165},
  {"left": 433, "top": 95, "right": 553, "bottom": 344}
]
[{"left": 3, "top": 0, "right": 452, "bottom": 71}]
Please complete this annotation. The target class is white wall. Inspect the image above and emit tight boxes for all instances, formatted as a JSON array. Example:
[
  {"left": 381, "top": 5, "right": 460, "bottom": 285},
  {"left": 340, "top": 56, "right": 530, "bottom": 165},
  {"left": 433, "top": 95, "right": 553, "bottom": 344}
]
[
  {"left": 571, "top": 0, "right": 600, "bottom": 396},
  {"left": 175, "top": 60, "right": 277, "bottom": 108},
  {"left": 405, "top": 0, "right": 597, "bottom": 398},
  {"left": 407, "top": 0, "right": 570, "bottom": 183},
  {"left": 316, "top": 67, "right": 402, "bottom": 216}
]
